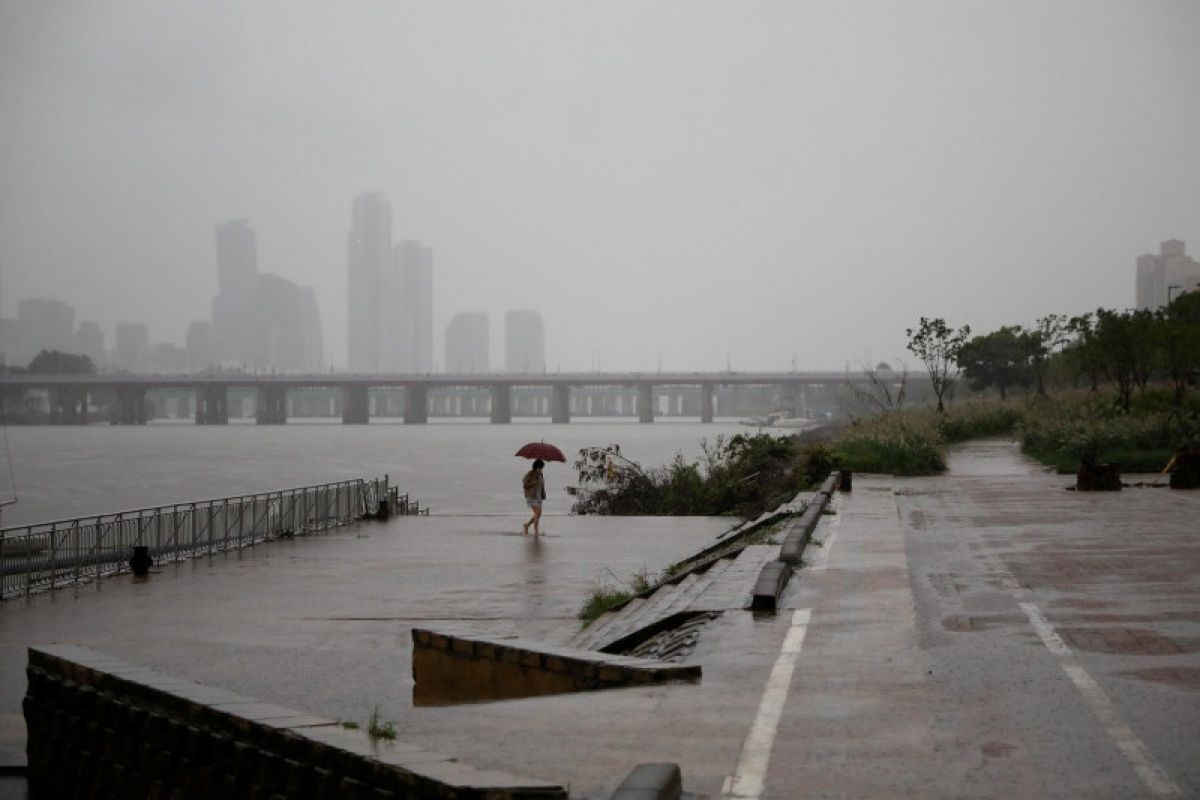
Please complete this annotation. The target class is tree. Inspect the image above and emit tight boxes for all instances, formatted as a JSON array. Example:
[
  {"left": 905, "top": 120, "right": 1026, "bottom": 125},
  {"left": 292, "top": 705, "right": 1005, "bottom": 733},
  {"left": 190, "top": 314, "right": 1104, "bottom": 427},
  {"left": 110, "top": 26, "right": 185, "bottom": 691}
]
[
  {"left": 906, "top": 317, "right": 970, "bottom": 412},
  {"left": 956, "top": 326, "right": 1030, "bottom": 400},
  {"left": 842, "top": 360, "right": 909, "bottom": 418},
  {"left": 1026, "top": 314, "right": 1068, "bottom": 397},
  {"left": 26, "top": 350, "right": 95, "bottom": 375},
  {"left": 1064, "top": 313, "right": 1103, "bottom": 392},
  {"left": 1157, "top": 292, "right": 1200, "bottom": 409},
  {"left": 1092, "top": 308, "right": 1155, "bottom": 414}
]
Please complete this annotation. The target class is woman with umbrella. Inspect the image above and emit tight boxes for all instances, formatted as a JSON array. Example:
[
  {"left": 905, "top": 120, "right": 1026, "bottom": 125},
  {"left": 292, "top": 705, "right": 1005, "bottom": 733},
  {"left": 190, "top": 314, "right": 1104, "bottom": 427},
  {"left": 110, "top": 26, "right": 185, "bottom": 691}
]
[
  {"left": 521, "top": 459, "right": 546, "bottom": 536},
  {"left": 516, "top": 442, "right": 565, "bottom": 536}
]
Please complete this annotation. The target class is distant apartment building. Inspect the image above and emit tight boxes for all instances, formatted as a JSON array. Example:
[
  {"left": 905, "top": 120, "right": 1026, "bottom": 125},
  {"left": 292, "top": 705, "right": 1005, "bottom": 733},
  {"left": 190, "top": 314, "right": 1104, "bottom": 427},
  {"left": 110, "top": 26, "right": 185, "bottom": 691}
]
[
  {"left": 0, "top": 297, "right": 77, "bottom": 366},
  {"left": 346, "top": 193, "right": 434, "bottom": 373},
  {"left": 505, "top": 310, "right": 545, "bottom": 373},
  {"left": 1136, "top": 239, "right": 1200, "bottom": 310},
  {"left": 445, "top": 312, "right": 489, "bottom": 373},
  {"left": 18, "top": 298, "right": 75, "bottom": 353}
]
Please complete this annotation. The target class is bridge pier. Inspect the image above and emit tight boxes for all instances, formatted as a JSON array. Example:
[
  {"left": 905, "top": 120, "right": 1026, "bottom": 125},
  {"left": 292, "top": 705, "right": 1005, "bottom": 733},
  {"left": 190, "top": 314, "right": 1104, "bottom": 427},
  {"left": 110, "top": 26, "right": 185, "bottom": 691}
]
[
  {"left": 342, "top": 386, "right": 369, "bottom": 424},
  {"left": 637, "top": 384, "right": 654, "bottom": 424},
  {"left": 491, "top": 385, "right": 512, "bottom": 424},
  {"left": 782, "top": 383, "right": 802, "bottom": 418},
  {"left": 49, "top": 387, "right": 88, "bottom": 425},
  {"left": 700, "top": 383, "right": 715, "bottom": 423},
  {"left": 194, "top": 386, "right": 228, "bottom": 425},
  {"left": 113, "top": 386, "right": 148, "bottom": 425},
  {"left": 551, "top": 385, "right": 571, "bottom": 424},
  {"left": 404, "top": 385, "right": 428, "bottom": 424},
  {"left": 256, "top": 386, "right": 288, "bottom": 424}
]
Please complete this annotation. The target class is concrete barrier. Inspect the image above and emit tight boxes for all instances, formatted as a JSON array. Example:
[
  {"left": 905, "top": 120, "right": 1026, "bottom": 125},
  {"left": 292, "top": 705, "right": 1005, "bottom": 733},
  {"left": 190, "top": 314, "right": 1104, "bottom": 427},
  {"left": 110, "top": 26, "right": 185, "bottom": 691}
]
[
  {"left": 25, "top": 644, "right": 566, "bottom": 799},
  {"left": 611, "top": 762, "right": 682, "bottom": 799},
  {"left": 778, "top": 506, "right": 822, "bottom": 566},
  {"left": 778, "top": 472, "right": 839, "bottom": 567},
  {"left": 412, "top": 628, "right": 700, "bottom": 705},
  {"left": 750, "top": 560, "right": 792, "bottom": 612}
]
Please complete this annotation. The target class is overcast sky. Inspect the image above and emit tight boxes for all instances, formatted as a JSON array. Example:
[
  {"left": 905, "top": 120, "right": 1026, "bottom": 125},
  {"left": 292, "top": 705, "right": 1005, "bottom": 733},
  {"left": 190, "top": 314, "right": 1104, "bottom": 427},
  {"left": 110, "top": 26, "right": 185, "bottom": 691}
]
[{"left": 2, "top": 2, "right": 1198, "bottom": 372}]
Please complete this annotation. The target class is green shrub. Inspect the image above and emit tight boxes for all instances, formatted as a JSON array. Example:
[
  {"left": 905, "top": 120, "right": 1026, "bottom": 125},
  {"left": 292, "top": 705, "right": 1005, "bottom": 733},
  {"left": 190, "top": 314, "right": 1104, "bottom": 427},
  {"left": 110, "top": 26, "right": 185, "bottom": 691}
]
[
  {"left": 1017, "top": 392, "right": 1199, "bottom": 472},
  {"left": 572, "top": 435, "right": 803, "bottom": 519}
]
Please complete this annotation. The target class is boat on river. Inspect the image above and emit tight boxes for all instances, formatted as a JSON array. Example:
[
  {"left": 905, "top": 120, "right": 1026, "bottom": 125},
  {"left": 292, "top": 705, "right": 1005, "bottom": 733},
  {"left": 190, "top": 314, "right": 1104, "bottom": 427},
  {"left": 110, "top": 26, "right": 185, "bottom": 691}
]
[{"left": 739, "top": 412, "right": 814, "bottom": 429}]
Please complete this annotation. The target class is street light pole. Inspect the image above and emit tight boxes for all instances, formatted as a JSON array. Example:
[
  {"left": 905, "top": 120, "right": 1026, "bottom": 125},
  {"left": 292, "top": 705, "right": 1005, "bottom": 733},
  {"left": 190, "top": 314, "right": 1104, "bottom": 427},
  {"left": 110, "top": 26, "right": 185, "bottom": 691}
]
[{"left": 1167, "top": 284, "right": 1183, "bottom": 307}]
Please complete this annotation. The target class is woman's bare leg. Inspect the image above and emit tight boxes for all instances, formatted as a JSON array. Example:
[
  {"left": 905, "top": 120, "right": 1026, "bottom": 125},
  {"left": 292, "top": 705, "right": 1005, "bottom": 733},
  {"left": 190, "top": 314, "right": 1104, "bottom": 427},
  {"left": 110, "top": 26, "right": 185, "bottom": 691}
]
[{"left": 531, "top": 505, "right": 542, "bottom": 535}]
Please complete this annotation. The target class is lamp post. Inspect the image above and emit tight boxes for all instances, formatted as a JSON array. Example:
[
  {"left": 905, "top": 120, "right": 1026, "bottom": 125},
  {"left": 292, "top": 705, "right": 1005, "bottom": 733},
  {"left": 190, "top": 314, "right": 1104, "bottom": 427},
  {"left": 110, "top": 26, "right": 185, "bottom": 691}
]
[{"left": 1167, "top": 284, "right": 1183, "bottom": 306}]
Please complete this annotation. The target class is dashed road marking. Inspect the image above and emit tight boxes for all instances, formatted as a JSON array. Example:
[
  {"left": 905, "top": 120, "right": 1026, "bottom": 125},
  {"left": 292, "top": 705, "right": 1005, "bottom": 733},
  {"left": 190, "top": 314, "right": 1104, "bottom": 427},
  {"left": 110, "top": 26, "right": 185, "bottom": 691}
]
[
  {"left": 725, "top": 608, "right": 811, "bottom": 799},
  {"left": 985, "top": 550, "right": 1178, "bottom": 796}
]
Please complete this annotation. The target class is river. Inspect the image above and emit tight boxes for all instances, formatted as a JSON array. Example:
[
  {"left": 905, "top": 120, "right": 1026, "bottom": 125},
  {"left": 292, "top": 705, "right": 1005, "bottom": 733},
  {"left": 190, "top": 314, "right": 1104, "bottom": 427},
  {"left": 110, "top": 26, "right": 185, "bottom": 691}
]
[{"left": 0, "top": 418, "right": 764, "bottom": 527}]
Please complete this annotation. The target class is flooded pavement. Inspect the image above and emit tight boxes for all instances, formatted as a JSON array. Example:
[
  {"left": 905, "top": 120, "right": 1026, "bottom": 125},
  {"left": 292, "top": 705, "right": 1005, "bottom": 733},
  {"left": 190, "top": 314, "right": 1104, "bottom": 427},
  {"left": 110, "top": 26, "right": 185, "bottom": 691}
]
[{"left": 3, "top": 439, "right": 1199, "bottom": 797}]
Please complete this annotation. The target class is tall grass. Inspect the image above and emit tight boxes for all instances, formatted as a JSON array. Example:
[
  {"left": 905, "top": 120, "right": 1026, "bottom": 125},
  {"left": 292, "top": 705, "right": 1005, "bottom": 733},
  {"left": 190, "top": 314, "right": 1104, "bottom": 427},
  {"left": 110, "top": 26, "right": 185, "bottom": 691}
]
[{"left": 834, "top": 412, "right": 946, "bottom": 475}]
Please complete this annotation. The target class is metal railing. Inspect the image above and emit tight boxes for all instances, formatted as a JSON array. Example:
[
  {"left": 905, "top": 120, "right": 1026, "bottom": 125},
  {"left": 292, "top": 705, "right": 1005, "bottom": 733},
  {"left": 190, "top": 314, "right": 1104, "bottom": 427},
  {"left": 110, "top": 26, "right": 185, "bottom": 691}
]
[{"left": 0, "top": 477, "right": 397, "bottom": 600}]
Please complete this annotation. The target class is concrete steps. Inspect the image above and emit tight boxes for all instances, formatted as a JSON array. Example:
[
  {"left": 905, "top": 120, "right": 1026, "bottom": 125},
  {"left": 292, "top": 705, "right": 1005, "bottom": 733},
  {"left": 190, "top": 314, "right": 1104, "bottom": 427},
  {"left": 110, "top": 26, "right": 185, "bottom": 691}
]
[
  {"left": 570, "top": 545, "right": 777, "bottom": 654},
  {"left": 655, "top": 557, "right": 734, "bottom": 618},
  {"left": 577, "top": 597, "right": 648, "bottom": 650}
]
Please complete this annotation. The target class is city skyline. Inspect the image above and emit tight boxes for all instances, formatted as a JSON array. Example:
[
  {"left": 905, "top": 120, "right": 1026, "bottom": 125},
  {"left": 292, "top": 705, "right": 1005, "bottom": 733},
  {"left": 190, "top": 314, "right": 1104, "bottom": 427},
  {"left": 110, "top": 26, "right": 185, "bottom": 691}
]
[{"left": 3, "top": 4, "right": 1199, "bottom": 372}]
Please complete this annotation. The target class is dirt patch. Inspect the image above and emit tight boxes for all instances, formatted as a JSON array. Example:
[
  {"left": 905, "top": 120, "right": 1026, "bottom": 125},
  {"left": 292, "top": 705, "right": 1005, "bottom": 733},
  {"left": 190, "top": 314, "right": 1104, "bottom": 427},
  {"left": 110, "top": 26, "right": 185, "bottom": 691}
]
[
  {"left": 941, "top": 613, "right": 1025, "bottom": 633},
  {"left": 1057, "top": 627, "right": 1197, "bottom": 656},
  {"left": 1049, "top": 597, "right": 1117, "bottom": 610},
  {"left": 980, "top": 741, "right": 1018, "bottom": 758},
  {"left": 1116, "top": 667, "right": 1200, "bottom": 692}
]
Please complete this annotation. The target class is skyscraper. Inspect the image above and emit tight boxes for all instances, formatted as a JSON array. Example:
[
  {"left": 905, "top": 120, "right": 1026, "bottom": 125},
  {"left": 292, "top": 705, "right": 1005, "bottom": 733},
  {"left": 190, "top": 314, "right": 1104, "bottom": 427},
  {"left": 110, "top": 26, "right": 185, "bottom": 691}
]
[
  {"left": 347, "top": 193, "right": 392, "bottom": 372},
  {"left": 445, "top": 312, "right": 489, "bottom": 374},
  {"left": 505, "top": 310, "right": 545, "bottom": 373},
  {"left": 394, "top": 240, "right": 433, "bottom": 373},
  {"left": 214, "top": 219, "right": 257, "bottom": 298},
  {"left": 347, "top": 194, "right": 435, "bottom": 374},
  {"left": 211, "top": 218, "right": 324, "bottom": 372}
]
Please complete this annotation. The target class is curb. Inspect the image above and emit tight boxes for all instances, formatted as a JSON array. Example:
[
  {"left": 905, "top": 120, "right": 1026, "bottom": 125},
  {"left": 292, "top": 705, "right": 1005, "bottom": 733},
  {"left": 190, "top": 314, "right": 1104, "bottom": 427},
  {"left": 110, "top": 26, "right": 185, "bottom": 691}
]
[{"left": 760, "top": 470, "right": 851, "bottom": 604}]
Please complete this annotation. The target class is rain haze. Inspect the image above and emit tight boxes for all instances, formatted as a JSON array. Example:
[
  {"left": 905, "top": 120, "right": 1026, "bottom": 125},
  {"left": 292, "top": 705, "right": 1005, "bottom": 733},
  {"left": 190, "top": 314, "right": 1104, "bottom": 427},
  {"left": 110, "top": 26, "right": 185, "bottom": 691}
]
[{"left": 2, "top": 1, "right": 1199, "bottom": 372}]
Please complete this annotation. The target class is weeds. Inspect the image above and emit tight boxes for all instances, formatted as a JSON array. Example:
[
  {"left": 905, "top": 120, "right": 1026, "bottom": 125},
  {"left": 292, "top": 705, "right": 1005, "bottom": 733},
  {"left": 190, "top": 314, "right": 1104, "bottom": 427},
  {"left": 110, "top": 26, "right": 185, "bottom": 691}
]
[
  {"left": 367, "top": 706, "right": 396, "bottom": 741},
  {"left": 578, "top": 585, "right": 634, "bottom": 627}
]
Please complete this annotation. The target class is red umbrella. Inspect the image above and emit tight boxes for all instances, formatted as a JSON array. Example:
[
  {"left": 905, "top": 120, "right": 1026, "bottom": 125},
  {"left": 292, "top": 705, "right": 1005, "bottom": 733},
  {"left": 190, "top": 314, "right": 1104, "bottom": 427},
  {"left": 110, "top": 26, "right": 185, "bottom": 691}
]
[{"left": 514, "top": 442, "right": 567, "bottom": 462}]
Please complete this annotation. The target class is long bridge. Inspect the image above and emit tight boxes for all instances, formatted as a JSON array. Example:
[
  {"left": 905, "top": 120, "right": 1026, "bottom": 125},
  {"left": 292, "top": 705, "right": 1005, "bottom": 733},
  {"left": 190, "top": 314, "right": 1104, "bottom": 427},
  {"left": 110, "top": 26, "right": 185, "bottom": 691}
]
[{"left": 0, "top": 370, "right": 918, "bottom": 425}]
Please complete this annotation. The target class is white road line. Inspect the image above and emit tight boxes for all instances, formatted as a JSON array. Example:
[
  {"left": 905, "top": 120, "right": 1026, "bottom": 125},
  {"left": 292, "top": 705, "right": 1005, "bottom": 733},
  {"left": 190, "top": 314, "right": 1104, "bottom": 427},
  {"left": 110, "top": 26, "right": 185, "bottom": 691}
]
[
  {"left": 1018, "top": 601, "right": 1181, "bottom": 797},
  {"left": 725, "top": 608, "right": 811, "bottom": 799}
]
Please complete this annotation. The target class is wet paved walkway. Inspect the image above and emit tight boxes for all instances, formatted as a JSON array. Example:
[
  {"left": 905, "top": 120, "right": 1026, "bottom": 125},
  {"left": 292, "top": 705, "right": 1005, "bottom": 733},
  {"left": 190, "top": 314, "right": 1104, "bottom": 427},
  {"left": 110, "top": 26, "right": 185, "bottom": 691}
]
[
  {"left": 757, "top": 440, "right": 1200, "bottom": 798},
  {"left": 3, "top": 440, "right": 1199, "bottom": 798}
]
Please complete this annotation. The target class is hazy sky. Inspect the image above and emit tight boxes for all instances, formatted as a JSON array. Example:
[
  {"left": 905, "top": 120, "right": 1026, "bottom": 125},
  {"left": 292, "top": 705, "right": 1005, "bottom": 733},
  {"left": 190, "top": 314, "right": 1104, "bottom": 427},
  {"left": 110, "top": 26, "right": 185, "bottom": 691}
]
[{"left": 2, "top": 1, "right": 1198, "bottom": 371}]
